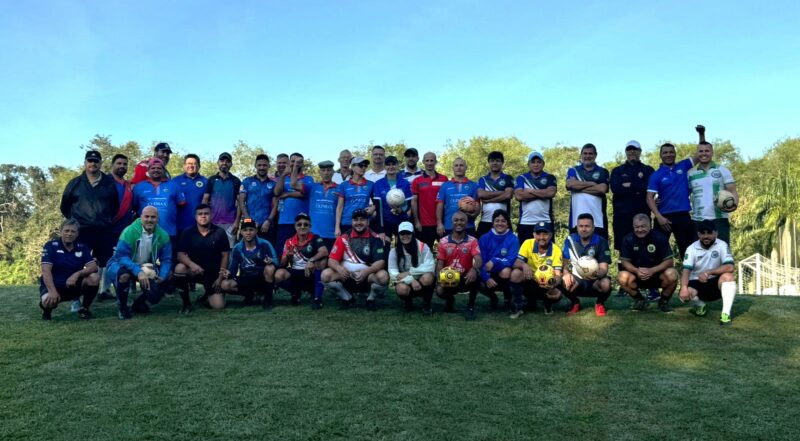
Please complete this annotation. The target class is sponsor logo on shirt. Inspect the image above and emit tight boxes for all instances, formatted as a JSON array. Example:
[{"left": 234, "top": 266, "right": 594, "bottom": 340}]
[
  {"left": 196, "top": 181, "right": 204, "bottom": 188},
  {"left": 711, "top": 251, "right": 719, "bottom": 258},
  {"left": 647, "top": 244, "right": 656, "bottom": 253},
  {"left": 592, "top": 172, "right": 600, "bottom": 179},
  {"left": 711, "top": 170, "right": 722, "bottom": 178}
]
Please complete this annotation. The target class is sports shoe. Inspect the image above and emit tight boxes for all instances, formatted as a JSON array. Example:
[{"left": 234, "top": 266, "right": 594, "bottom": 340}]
[
  {"left": 647, "top": 288, "right": 661, "bottom": 301},
  {"left": 464, "top": 307, "right": 477, "bottom": 321},
  {"left": 98, "top": 291, "right": 115, "bottom": 302},
  {"left": 195, "top": 295, "right": 210, "bottom": 308},
  {"left": 340, "top": 297, "right": 356, "bottom": 310},
  {"left": 118, "top": 306, "right": 132, "bottom": 320},
  {"left": 595, "top": 303, "right": 607, "bottom": 317},
  {"left": 658, "top": 300, "right": 674, "bottom": 313},
  {"left": 690, "top": 304, "right": 707, "bottom": 317},
  {"left": 70, "top": 300, "right": 81, "bottom": 313},
  {"left": 543, "top": 304, "right": 553, "bottom": 315},
  {"left": 509, "top": 309, "right": 524, "bottom": 320},
  {"left": 719, "top": 312, "right": 732, "bottom": 326},
  {"left": 422, "top": 305, "right": 433, "bottom": 316},
  {"left": 290, "top": 295, "right": 301, "bottom": 306},
  {"left": 631, "top": 298, "right": 647, "bottom": 311},
  {"left": 366, "top": 299, "right": 377, "bottom": 311},
  {"left": 132, "top": 300, "right": 150, "bottom": 314},
  {"left": 179, "top": 304, "right": 193, "bottom": 315},
  {"left": 311, "top": 300, "right": 322, "bottom": 310},
  {"left": 489, "top": 295, "right": 499, "bottom": 311},
  {"left": 566, "top": 303, "right": 581, "bottom": 315},
  {"left": 78, "top": 307, "right": 93, "bottom": 320},
  {"left": 41, "top": 308, "right": 52, "bottom": 321}
]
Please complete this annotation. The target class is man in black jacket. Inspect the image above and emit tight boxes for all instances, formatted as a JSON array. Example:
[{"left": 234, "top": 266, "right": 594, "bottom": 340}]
[{"left": 610, "top": 140, "right": 654, "bottom": 251}]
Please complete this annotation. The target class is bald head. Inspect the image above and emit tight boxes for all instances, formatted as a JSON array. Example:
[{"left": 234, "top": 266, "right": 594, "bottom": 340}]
[{"left": 141, "top": 206, "right": 159, "bottom": 233}]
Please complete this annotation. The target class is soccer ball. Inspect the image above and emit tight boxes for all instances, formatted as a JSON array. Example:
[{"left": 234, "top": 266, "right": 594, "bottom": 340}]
[
  {"left": 715, "top": 189, "right": 737, "bottom": 212},
  {"left": 386, "top": 188, "right": 406, "bottom": 209},
  {"left": 573, "top": 256, "right": 599, "bottom": 280},
  {"left": 140, "top": 263, "right": 157, "bottom": 279},
  {"left": 457, "top": 196, "right": 480, "bottom": 216},
  {"left": 534, "top": 265, "right": 556, "bottom": 288},
  {"left": 439, "top": 266, "right": 460, "bottom": 288}
]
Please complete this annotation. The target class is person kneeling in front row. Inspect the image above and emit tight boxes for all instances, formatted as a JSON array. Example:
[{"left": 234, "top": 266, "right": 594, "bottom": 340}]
[
  {"left": 388, "top": 221, "right": 436, "bottom": 315},
  {"left": 220, "top": 218, "right": 277, "bottom": 309}
]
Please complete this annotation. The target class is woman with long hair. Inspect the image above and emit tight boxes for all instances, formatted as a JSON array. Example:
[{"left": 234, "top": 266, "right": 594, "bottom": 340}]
[{"left": 388, "top": 222, "right": 435, "bottom": 314}]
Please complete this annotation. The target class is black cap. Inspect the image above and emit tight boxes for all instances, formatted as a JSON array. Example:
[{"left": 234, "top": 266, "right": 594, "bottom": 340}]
[
  {"left": 240, "top": 218, "right": 257, "bottom": 229},
  {"left": 534, "top": 222, "right": 552, "bottom": 233},
  {"left": 351, "top": 208, "right": 369, "bottom": 220},
  {"left": 218, "top": 152, "right": 232, "bottom": 161},
  {"left": 295, "top": 213, "right": 310, "bottom": 223},
  {"left": 697, "top": 219, "right": 717, "bottom": 233},
  {"left": 403, "top": 148, "right": 419, "bottom": 157},
  {"left": 154, "top": 142, "right": 172, "bottom": 153},
  {"left": 385, "top": 155, "right": 399, "bottom": 165},
  {"left": 85, "top": 150, "right": 101, "bottom": 162}
]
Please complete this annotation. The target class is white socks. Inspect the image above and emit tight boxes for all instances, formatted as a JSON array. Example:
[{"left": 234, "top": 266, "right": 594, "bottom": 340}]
[{"left": 721, "top": 281, "right": 736, "bottom": 316}]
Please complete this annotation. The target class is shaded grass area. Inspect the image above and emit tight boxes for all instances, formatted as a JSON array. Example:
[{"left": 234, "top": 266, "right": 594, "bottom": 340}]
[{"left": 2, "top": 286, "right": 799, "bottom": 440}]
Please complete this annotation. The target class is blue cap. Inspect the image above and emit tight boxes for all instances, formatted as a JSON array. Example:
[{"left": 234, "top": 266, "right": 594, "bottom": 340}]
[
  {"left": 528, "top": 151, "right": 544, "bottom": 162},
  {"left": 534, "top": 222, "right": 551, "bottom": 233}
]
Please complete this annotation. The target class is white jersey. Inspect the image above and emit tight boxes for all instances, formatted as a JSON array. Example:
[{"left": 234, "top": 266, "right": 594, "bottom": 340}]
[
  {"left": 365, "top": 169, "right": 387, "bottom": 183},
  {"left": 688, "top": 163, "right": 735, "bottom": 221},
  {"left": 683, "top": 239, "right": 734, "bottom": 281}
]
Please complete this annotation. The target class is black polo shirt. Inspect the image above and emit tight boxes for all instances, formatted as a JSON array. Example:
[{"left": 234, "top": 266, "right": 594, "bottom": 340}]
[
  {"left": 177, "top": 224, "right": 231, "bottom": 273},
  {"left": 620, "top": 229, "right": 672, "bottom": 268}
]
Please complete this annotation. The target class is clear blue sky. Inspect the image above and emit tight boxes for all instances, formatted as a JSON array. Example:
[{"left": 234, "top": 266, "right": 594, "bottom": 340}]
[{"left": 2, "top": 0, "right": 798, "bottom": 168}]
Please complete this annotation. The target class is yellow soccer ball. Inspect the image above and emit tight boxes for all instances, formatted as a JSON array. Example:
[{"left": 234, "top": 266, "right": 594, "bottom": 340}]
[
  {"left": 439, "top": 267, "right": 461, "bottom": 288},
  {"left": 534, "top": 265, "right": 556, "bottom": 288}
]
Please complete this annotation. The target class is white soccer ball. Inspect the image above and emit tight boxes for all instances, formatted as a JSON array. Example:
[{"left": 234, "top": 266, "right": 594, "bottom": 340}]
[
  {"left": 386, "top": 189, "right": 406, "bottom": 209},
  {"left": 715, "top": 189, "right": 737, "bottom": 212},
  {"left": 574, "top": 256, "right": 599, "bottom": 280},
  {"left": 140, "top": 263, "right": 157, "bottom": 279}
]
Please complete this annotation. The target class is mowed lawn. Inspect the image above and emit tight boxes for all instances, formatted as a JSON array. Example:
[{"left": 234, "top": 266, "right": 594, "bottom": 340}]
[{"left": 2, "top": 285, "right": 799, "bottom": 441}]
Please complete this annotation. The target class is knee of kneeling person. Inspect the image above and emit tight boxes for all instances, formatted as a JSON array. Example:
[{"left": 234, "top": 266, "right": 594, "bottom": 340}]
[
  {"left": 498, "top": 267, "right": 512, "bottom": 279},
  {"left": 395, "top": 283, "right": 410, "bottom": 297},
  {"left": 617, "top": 271, "right": 634, "bottom": 286},
  {"left": 320, "top": 268, "right": 336, "bottom": 283},
  {"left": 173, "top": 263, "right": 189, "bottom": 275},
  {"left": 420, "top": 273, "right": 434, "bottom": 286},
  {"left": 119, "top": 272, "right": 132, "bottom": 283},
  {"left": 663, "top": 268, "right": 679, "bottom": 283},
  {"left": 598, "top": 278, "right": 611, "bottom": 292},
  {"left": 220, "top": 280, "right": 237, "bottom": 292},
  {"left": 84, "top": 273, "right": 100, "bottom": 286}
]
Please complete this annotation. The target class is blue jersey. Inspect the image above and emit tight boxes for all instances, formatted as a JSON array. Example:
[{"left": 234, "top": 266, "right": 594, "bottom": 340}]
[
  {"left": 229, "top": 238, "right": 277, "bottom": 277},
  {"left": 647, "top": 158, "right": 693, "bottom": 215},
  {"left": 40, "top": 240, "right": 95, "bottom": 286},
  {"left": 436, "top": 178, "right": 479, "bottom": 230},
  {"left": 337, "top": 179, "right": 374, "bottom": 226},
  {"left": 172, "top": 174, "right": 208, "bottom": 232},
  {"left": 241, "top": 175, "right": 276, "bottom": 225},
  {"left": 478, "top": 229, "right": 520, "bottom": 282},
  {"left": 278, "top": 175, "right": 314, "bottom": 225},
  {"left": 308, "top": 182, "right": 339, "bottom": 239},
  {"left": 132, "top": 180, "right": 185, "bottom": 236},
  {"left": 373, "top": 176, "right": 412, "bottom": 226},
  {"left": 205, "top": 173, "right": 241, "bottom": 225}
]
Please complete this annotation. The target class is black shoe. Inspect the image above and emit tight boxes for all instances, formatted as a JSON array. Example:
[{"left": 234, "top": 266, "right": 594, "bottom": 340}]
[
  {"left": 544, "top": 303, "right": 554, "bottom": 315},
  {"left": 311, "top": 300, "right": 322, "bottom": 310},
  {"left": 97, "top": 291, "right": 115, "bottom": 302},
  {"left": 179, "top": 304, "right": 193, "bottom": 315},
  {"left": 118, "top": 306, "right": 132, "bottom": 320},
  {"left": 195, "top": 294, "right": 210, "bottom": 308},
  {"left": 41, "top": 308, "right": 52, "bottom": 321},
  {"left": 658, "top": 300, "right": 674, "bottom": 313},
  {"left": 132, "top": 300, "right": 150, "bottom": 314},
  {"left": 489, "top": 296, "right": 499, "bottom": 311},
  {"left": 243, "top": 296, "right": 254, "bottom": 306},
  {"left": 290, "top": 295, "right": 301, "bottom": 306},
  {"left": 464, "top": 307, "right": 477, "bottom": 321},
  {"left": 366, "top": 299, "right": 377, "bottom": 311},
  {"left": 403, "top": 299, "right": 415, "bottom": 312},
  {"left": 340, "top": 297, "right": 356, "bottom": 310},
  {"left": 78, "top": 307, "right": 93, "bottom": 320},
  {"left": 422, "top": 305, "right": 433, "bottom": 316},
  {"left": 631, "top": 298, "right": 648, "bottom": 311}
]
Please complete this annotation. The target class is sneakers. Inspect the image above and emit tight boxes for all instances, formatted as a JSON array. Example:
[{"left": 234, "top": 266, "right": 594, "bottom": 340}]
[
  {"left": 97, "top": 291, "right": 115, "bottom": 302},
  {"left": 594, "top": 303, "right": 607, "bottom": 317},
  {"left": 41, "top": 308, "right": 52, "bottom": 321},
  {"left": 543, "top": 303, "right": 553, "bottom": 315},
  {"left": 566, "top": 303, "right": 581, "bottom": 315},
  {"left": 311, "top": 300, "right": 322, "bottom": 310},
  {"left": 179, "top": 304, "right": 194, "bottom": 315},
  {"left": 464, "top": 307, "right": 477, "bottom": 321},
  {"left": 340, "top": 297, "right": 356, "bottom": 310},
  {"left": 509, "top": 309, "right": 525, "bottom": 320},
  {"left": 366, "top": 299, "right": 377, "bottom": 311},
  {"left": 78, "top": 307, "right": 93, "bottom": 320},
  {"left": 719, "top": 312, "right": 732, "bottom": 326},
  {"left": 658, "top": 300, "right": 674, "bottom": 313},
  {"left": 646, "top": 288, "right": 661, "bottom": 301},
  {"left": 118, "top": 306, "right": 132, "bottom": 320},
  {"left": 631, "top": 298, "right": 648, "bottom": 311},
  {"left": 70, "top": 300, "right": 81, "bottom": 313},
  {"left": 690, "top": 304, "right": 707, "bottom": 317}
]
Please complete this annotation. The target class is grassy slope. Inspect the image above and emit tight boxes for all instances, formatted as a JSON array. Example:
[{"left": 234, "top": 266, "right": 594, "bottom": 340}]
[{"left": 1, "top": 286, "right": 798, "bottom": 441}]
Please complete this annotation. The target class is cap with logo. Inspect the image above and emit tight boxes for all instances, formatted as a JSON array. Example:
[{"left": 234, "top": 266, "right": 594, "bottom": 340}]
[
  {"left": 85, "top": 150, "right": 102, "bottom": 162},
  {"left": 528, "top": 151, "right": 544, "bottom": 162},
  {"left": 352, "top": 157, "right": 370, "bottom": 167},
  {"left": 398, "top": 221, "right": 414, "bottom": 233},
  {"left": 351, "top": 208, "right": 369, "bottom": 220},
  {"left": 534, "top": 222, "right": 552, "bottom": 233},
  {"left": 625, "top": 140, "right": 642, "bottom": 150},
  {"left": 240, "top": 218, "right": 257, "bottom": 229}
]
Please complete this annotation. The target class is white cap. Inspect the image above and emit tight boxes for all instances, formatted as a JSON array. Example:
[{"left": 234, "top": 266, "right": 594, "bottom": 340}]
[
  {"left": 625, "top": 140, "right": 641, "bottom": 150},
  {"left": 398, "top": 221, "right": 414, "bottom": 233}
]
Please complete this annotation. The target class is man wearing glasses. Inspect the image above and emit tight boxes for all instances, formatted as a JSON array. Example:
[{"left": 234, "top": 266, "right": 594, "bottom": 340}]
[{"left": 275, "top": 213, "right": 330, "bottom": 309}]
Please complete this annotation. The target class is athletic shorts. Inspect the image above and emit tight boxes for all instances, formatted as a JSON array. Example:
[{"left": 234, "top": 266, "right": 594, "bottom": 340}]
[
  {"left": 632, "top": 275, "right": 664, "bottom": 290},
  {"left": 572, "top": 277, "right": 609, "bottom": 298},
  {"left": 39, "top": 277, "right": 85, "bottom": 301},
  {"left": 519, "top": 280, "right": 560, "bottom": 299},
  {"left": 688, "top": 279, "right": 722, "bottom": 302},
  {"left": 282, "top": 268, "right": 315, "bottom": 294},
  {"left": 438, "top": 278, "right": 478, "bottom": 296},
  {"left": 235, "top": 274, "right": 267, "bottom": 296}
]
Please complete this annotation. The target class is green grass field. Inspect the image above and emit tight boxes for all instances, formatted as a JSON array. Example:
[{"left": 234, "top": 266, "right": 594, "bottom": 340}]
[{"left": 2, "top": 286, "right": 799, "bottom": 441}]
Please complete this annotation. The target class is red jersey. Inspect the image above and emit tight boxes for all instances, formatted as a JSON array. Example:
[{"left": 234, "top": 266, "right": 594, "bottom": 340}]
[
  {"left": 411, "top": 172, "right": 448, "bottom": 226},
  {"left": 436, "top": 234, "right": 480, "bottom": 273}
]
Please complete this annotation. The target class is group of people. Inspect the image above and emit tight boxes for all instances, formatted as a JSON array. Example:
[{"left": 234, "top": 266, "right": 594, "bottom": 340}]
[{"left": 45, "top": 125, "right": 740, "bottom": 325}]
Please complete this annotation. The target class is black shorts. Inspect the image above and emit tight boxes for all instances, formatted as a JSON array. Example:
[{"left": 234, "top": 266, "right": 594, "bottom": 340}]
[
  {"left": 183, "top": 272, "right": 220, "bottom": 295},
  {"left": 438, "top": 278, "right": 479, "bottom": 296},
  {"left": 283, "top": 268, "right": 315, "bottom": 294},
  {"left": 633, "top": 275, "right": 663, "bottom": 290},
  {"left": 572, "top": 277, "right": 609, "bottom": 297},
  {"left": 235, "top": 274, "right": 267, "bottom": 295},
  {"left": 343, "top": 278, "right": 371, "bottom": 294},
  {"left": 689, "top": 279, "right": 722, "bottom": 302},
  {"left": 39, "top": 278, "right": 84, "bottom": 301},
  {"left": 519, "top": 281, "right": 559, "bottom": 299}
]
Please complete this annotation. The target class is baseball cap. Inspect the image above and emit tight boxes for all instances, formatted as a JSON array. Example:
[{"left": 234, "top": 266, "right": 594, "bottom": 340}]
[
  {"left": 85, "top": 150, "right": 102, "bottom": 162},
  {"left": 295, "top": 213, "right": 310, "bottom": 222},
  {"left": 240, "top": 218, "right": 257, "bottom": 229},
  {"left": 385, "top": 155, "right": 399, "bottom": 165},
  {"left": 697, "top": 219, "right": 717, "bottom": 233},
  {"left": 352, "top": 157, "right": 370, "bottom": 167},
  {"left": 403, "top": 148, "right": 419, "bottom": 157},
  {"left": 528, "top": 151, "right": 544, "bottom": 162},
  {"left": 351, "top": 208, "right": 369, "bottom": 220},
  {"left": 534, "top": 222, "right": 552, "bottom": 233},
  {"left": 154, "top": 142, "right": 172, "bottom": 153},
  {"left": 218, "top": 152, "right": 232, "bottom": 161},
  {"left": 398, "top": 221, "right": 414, "bottom": 233},
  {"left": 147, "top": 158, "right": 165, "bottom": 168},
  {"left": 318, "top": 160, "right": 335, "bottom": 168},
  {"left": 626, "top": 140, "right": 642, "bottom": 150}
]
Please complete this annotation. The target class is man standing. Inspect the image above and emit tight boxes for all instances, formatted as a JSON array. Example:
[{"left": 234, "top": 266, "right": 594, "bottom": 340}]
[
  {"left": 373, "top": 155, "right": 413, "bottom": 243},
  {"left": 617, "top": 213, "right": 678, "bottom": 313},
  {"left": 240, "top": 154, "right": 277, "bottom": 243},
  {"left": 60, "top": 150, "right": 119, "bottom": 311},
  {"left": 275, "top": 153, "right": 314, "bottom": 256},
  {"left": 273, "top": 153, "right": 289, "bottom": 181},
  {"left": 688, "top": 141, "right": 738, "bottom": 244},
  {"left": 332, "top": 149, "right": 353, "bottom": 185},
  {"left": 561, "top": 213, "right": 613, "bottom": 316},
  {"left": 98, "top": 153, "right": 134, "bottom": 301},
  {"left": 203, "top": 152, "right": 241, "bottom": 247},
  {"left": 401, "top": 147, "right": 423, "bottom": 184},
  {"left": 566, "top": 144, "right": 610, "bottom": 239},
  {"left": 335, "top": 156, "right": 375, "bottom": 236},
  {"left": 646, "top": 142, "right": 696, "bottom": 257},
  {"left": 300, "top": 160, "right": 338, "bottom": 251},
  {"left": 514, "top": 152, "right": 557, "bottom": 243},
  {"left": 39, "top": 219, "right": 100, "bottom": 320},
  {"left": 476, "top": 151, "right": 515, "bottom": 237},
  {"left": 436, "top": 158, "right": 479, "bottom": 237},
  {"left": 131, "top": 142, "right": 173, "bottom": 184},
  {"left": 220, "top": 218, "right": 278, "bottom": 309},
  {"left": 173, "top": 204, "right": 230, "bottom": 313},
  {"left": 610, "top": 140, "right": 654, "bottom": 250},
  {"left": 436, "top": 211, "right": 482, "bottom": 320},
  {"left": 173, "top": 154, "right": 208, "bottom": 237},
  {"left": 679, "top": 220, "right": 737, "bottom": 326},
  {"left": 322, "top": 209, "right": 389, "bottom": 311},
  {"left": 106, "top": 206, "right": 173, "bottom": 319},
  {"left": 131, "top": 158, "right": 185, "bottom": 251},
  {"left": 411, "top": 152, "right": 448, "bottom": 249},
  {"left": 365, "top": 145, "right": 387, "bottom": 183}
]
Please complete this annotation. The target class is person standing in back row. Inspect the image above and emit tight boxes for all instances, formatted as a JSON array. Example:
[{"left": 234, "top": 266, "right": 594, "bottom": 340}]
[
  {"left": 566, "top": 143, "right": 609, "bottom": 239},
  {"left": 411, "top": 152, "right": 448, "bottom": 249},
  {"left": 610, "top": 140, "right": 654, "bottom": 250},
  {"left": 476, "top": 151, "right": 514, "bottom": 238},
  {"left": 514, "top": 151, "right": 557, "bottom": 243},
  {"left": 203, "top": 152, "right": 241, "bottom": 247}
]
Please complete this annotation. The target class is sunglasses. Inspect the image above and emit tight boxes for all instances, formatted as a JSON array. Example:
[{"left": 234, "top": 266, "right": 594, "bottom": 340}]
[{"left": 295, "top": 222, "right": 310, "bottom": 227}]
